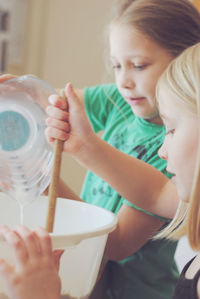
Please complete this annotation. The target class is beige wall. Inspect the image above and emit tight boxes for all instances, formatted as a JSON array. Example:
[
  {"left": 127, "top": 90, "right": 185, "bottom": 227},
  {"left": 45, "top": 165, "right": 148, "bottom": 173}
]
[
  {"left": 20, "top": 0, "right": 113, "bottom": 87},
  {"left": 39, "top": 0, "right": 113, "bottom": 87},
  {"left": 8, "top": 0, "right": 114, "bottom": 195}
]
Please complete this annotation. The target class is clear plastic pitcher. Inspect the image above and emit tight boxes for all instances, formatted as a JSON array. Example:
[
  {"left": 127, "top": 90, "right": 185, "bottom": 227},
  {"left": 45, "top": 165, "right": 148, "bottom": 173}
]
[{"left": 0, "top": 75, "right": 54, "bottom": 205}]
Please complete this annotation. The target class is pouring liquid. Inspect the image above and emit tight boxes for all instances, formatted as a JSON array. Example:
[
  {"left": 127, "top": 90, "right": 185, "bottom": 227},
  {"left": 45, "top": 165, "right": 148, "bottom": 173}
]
[
  {"left": 14, "top": 185, "right": 36, "bottom": 225},
  {"left": 19, "top": 203, "right": 24, "bottom": 225}
]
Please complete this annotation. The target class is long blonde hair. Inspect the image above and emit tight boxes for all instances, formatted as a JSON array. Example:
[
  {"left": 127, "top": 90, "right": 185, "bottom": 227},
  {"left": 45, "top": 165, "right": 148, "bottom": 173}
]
[{"left": 156, "top": 42, "right": 200, "bottom": 250}]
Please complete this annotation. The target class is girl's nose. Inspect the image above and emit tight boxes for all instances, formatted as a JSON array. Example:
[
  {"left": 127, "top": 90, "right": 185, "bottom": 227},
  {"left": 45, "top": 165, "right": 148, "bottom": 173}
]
[
  {"left": 119, "top": 71, "right": 135, "bottom": 89},
  {"left": 158, "top": 142, "right": 168, "bottom": 160}
]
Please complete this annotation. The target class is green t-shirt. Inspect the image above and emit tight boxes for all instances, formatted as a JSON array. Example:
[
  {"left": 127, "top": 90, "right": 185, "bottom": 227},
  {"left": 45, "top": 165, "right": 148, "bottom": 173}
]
[{"left": 81, "top": 84, "right": 178, "bottom": 299}]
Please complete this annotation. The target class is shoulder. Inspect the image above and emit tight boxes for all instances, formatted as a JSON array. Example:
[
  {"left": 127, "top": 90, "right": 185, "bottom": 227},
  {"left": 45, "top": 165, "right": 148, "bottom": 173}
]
[
  {"left": 191, "top": 254, "right": 200, "bottom": 299},
  {"left": 197, "top": 276, "right": 200, "bottom": 299}
]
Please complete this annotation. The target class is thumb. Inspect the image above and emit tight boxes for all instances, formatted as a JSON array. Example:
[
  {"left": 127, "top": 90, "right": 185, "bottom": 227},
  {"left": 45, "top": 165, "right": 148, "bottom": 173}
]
[
  {"left": 64, "top": 82, "right": 81, "bottom": 111},
  {"left": 53, "top": 249, "right": 65, "bottom": 271}
]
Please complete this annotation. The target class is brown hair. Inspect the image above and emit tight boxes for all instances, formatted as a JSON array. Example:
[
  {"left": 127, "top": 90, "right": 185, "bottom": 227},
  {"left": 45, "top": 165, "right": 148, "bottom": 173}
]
[{"left": 111, "top": 0, "right": 200, "bottom": 57}]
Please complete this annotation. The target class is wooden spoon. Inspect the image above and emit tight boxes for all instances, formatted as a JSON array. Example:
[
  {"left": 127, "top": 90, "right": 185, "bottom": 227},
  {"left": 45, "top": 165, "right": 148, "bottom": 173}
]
[{"left": 45, "top": 89, "right": 66, "bottom": 232}]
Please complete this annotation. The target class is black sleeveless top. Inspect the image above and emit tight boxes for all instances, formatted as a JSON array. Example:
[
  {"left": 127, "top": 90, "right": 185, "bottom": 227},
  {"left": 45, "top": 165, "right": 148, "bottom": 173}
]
[{"left": 173, "top": 256, "right": 200, "bottom": 299}]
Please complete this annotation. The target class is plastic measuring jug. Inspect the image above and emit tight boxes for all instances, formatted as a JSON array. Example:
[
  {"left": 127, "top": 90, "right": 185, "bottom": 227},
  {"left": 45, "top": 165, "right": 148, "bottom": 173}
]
[{"left": 0, "top": 75, "right": 55, "bottom": 206}]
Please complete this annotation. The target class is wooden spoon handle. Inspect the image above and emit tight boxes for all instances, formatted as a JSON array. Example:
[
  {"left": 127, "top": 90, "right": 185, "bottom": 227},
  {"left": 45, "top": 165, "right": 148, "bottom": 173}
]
[{"left": 45, "top": 89, "right": 66, "bottom": 232}]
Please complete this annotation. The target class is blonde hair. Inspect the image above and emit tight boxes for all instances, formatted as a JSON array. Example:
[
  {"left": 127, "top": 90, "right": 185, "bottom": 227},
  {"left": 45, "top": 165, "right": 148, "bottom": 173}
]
[{"left": 156, "top": 42, "right": 200, "bottom": 250}]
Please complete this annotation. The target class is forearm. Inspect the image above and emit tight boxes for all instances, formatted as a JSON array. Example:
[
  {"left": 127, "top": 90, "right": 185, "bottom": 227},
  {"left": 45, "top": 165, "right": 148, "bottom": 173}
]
[
  {"left": 45, "top": 178, "right": 83, "bottom": 202},
  {"left": 57, "top": 178, "right": 83, "bottom": 201},
  {"left": 72, "top": 134, "right": 174, "bottom": 218},
  {"left": 103, "top": 204, "right": 164, "bottom": 261}
]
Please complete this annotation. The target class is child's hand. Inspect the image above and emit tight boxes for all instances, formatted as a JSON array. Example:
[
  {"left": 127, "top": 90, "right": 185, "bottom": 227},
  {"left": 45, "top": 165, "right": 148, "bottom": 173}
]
[
  {"left": 0, "top": 225, "right": 62, "bottom": 299},
  {"left": 45, "top": 82, "right": 96, "bottom": 156},
  {"left": 0, "top": 74, "right": 16, "bottom": 83}
]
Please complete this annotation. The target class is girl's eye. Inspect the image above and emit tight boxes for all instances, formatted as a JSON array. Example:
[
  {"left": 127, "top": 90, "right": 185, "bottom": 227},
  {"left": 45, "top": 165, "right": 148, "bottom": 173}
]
[
  {"left": 134, "top": 64, "right": 148, "bottom": 70},
  {"left": 112, "top": 65, "right": 121, "bottom": 70},
  {"left": 165, "top": 129, "right": 175, "bottom": 136}
]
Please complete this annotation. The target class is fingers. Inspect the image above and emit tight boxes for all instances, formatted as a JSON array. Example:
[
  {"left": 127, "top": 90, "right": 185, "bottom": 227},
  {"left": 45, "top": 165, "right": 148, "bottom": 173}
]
[
  {"left": 0, "top": 182, "right": 9, "bottom": 191},
  {"left": 46, "top": 117, "right": 70, "bottom": 132},
  {"left": 0, "top": 226, "right": 54, "bottom": 264},
  {"left": 0, "top": 226, "right": 28, "bottom": 267},
  {"left": 46, "top": 82, "right": 85, "bottom": 147},
  {"left": 45, "top": 127, "right": 69, "bottom": 143},
  {"left": 53, "top": 249, "right": 65, "bottom": 271},
  {"left": 15, "top": 226, "right": 53, "bottom": 258},
  {"left": 48, "top": 83, "right": 80, "bottom": 113},
  {"left": 0, "top": 258, "right": 13, "bottom": 283},
  {"left": 34, "top": 227, "right": 53, "bottom": 256},
  {"left": 0, "top": 74, "right": 16, "bottom": 83},
  {"left": 14, "top": 226, "right": 41, "bottom": 258},
  {"left": 47, "top": 82, "right": 80, "bottom": 121},
  {"left": 46, "top": 105, "right": 69, "bottom": 121},
  {"left": 48, "top": 94, "right": 68, "bottom": 110},
  {"left": 46, "top": 94, "right": 70, "bottom": 143}
]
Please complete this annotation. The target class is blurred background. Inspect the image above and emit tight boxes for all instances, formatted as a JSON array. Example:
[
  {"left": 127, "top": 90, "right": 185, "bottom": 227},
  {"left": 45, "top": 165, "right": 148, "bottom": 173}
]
[{"left": 0, "top": 0, "right": 199, "bottom": 196}]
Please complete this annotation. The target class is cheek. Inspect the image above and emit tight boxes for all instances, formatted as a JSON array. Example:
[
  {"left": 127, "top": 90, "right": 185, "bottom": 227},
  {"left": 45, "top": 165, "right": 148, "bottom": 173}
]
[
  {"left": 174, "top": 143, "right": 197, "bottom": 201},
  {"left": 182, "top": 138, "right": 198, "bottom": 176},
  {"left": 172, "top": 142, "right": 191, "bottom": 174},
  {"left": 176, "top": 166, "right": 194, "bottom": 203},
  {"left": 115, "top": 76, "right": 122, "bottom": 92},
  {"left": 139, "top": 73, "right": 157, "bottom": 98},
  {"left": 116, "top": 81, "right": 121, "bottom": 92}
]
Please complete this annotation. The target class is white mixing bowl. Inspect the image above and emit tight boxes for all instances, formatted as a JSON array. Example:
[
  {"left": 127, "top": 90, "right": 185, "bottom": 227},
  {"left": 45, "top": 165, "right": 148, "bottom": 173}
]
[{"left": 0, "top": 194, "right": 118, "bottom": 298}]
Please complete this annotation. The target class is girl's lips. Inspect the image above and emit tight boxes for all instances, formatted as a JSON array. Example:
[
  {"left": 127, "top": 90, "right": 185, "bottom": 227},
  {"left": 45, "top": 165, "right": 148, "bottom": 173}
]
[{"left": 127, "top": 97, "right": 146, "bottom": 105}]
